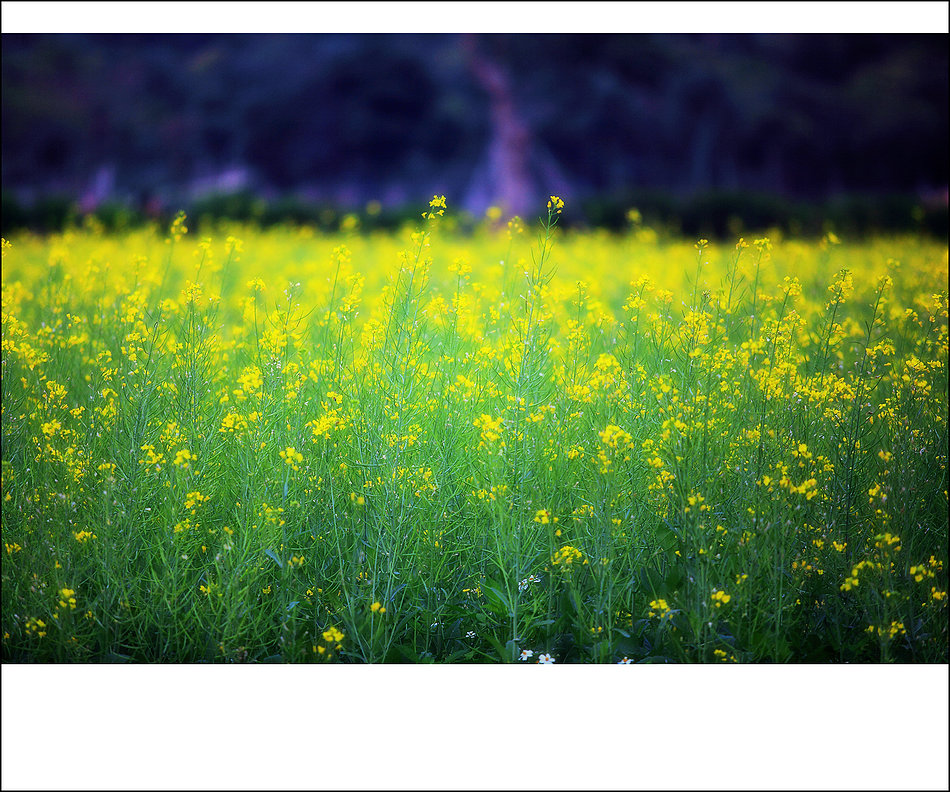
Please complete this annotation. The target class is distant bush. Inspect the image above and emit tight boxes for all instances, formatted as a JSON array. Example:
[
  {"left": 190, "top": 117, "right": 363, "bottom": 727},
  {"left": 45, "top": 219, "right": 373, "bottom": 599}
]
[
  {"left": 580, "top": 190, "right": 948, "bottom": 239},
  {"left": 2, "top": 189, "right": 947, "bottom": 240}
]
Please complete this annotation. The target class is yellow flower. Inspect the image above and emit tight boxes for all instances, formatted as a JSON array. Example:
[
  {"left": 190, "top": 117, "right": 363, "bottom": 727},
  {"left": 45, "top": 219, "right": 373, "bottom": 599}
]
[
  {"left": 168, "top": 210, "right": 188, "bottom": 242},
  {"left": 183, "top": 490, "right": 208, "bottom": 510},
  {"left": 424, "top": 195, "right": 447, "bottom": 220},
  {"left": 711, "top": 589, "right": 731, "bottom": 608},
  {"left": 370, "top": 601, "right": 386, "bottom": 614},
  {"left": 552, "top": 544, "right": 585, "bottom": 569},
  {"left": 473, "top": 413, "right": 504, "bottom": 447},
  {"left": 279, "top": 446, "right": 304, "bottom": 471},
  {"left": 25, "top": 617, "right": 47, "bottom": 638},
  {"left": 713, "top": 648, "right": 737, "bottom": 662},
  {"left": 322, "top": 626, "right": 345, "bottom": 643},
  {"left": 225, "top": 236, "right": 244, "bottom": 257},
  {"left": 173, "top": 448, "right": 194, "bottom": 468},
  {"left": 598, "top": 424, "right": 632, "bottom": 450},
  {"left": 648, "top": 599, "right": 672, "bottom": 619},
  {"left": 58, "top": 587, "right": 77, "bottom": 609}
]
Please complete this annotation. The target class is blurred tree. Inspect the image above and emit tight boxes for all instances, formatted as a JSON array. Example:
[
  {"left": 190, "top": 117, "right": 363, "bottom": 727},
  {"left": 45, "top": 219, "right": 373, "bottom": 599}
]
[{"left": 1, "top": 33, "right": 946, "bottom": 216}]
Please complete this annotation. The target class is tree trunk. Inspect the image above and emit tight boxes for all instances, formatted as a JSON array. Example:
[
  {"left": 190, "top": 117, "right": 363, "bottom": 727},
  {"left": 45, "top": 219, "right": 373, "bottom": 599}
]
[{"left": 462, "top": 34, "right": 534, "bottom": 218}]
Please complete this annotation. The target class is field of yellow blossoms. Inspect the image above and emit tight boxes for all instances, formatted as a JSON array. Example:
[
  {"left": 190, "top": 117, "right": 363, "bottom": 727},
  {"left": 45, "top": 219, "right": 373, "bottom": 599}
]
[{"left": 2, "top": 197, "right": 947, "bottom": 662}]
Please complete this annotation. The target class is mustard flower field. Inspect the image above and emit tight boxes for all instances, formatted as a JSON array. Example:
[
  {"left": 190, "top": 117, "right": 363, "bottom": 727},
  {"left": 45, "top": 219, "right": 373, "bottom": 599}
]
[{"left": 2, "top": 198, "right": 947, "bottom": 662}]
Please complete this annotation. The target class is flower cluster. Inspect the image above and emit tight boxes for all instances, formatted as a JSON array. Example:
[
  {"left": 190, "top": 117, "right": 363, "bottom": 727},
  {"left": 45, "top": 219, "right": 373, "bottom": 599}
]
[
  {"left": 424, "top": 195, "right": 447, "bottom": 221},
  {"left": 279, "top": 446, "right": 304, "bottom": 471},
  {"left": 551, "top": 544, "right": 586, "bottom": 570},
  {"left": 648, "top": 599, "right": 672, "bottom": 620},
  {"left": 710, "top": 589, "right": 731, "bottom": 608}
]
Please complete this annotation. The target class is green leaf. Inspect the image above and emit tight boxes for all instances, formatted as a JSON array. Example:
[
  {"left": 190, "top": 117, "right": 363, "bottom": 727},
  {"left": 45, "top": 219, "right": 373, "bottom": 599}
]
[
  {"left": 504, "top": 639, "right": 521, "bottom": 661},
  {"left": 652, "top": 523, "right": 680, "bottom": 552},
  {"left": 442, "top": 649, "right": 475, "bottom": 663},
  {"left": 665, "top": 567, "right": 685, "bottom": 591},
  {"left": 559, "top": 587, "right": 579, "bottom": 620},
  {"left": 483, "top": 633, "right": 509, "bottom": 662},
  {"left": 636, "top": 566, "right": 667, "bottom": 596},
  {"left": 482, "top": 583, "right": 510, "bottom": 618},
  {"left": 263, "top": 548, "right": 282, "bottom": 568}
]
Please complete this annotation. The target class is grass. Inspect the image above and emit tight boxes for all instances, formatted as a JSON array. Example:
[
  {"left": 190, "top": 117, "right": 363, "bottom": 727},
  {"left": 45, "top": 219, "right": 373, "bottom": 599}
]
[{"left": 1, "top": 198, "right": 947, "bottom": 663}]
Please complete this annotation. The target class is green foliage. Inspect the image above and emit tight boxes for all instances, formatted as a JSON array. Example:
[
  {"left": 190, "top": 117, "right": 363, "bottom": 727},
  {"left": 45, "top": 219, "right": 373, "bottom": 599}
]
[{"left": 1, "top": 201, "right": 947, "bottom": 663}]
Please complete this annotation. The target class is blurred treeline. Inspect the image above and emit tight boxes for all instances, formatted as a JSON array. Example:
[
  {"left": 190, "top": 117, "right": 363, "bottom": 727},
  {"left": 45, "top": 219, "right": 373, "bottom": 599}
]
[
  {"left": 2, "top": 33, "right": 947, "bottom": 237},
  {"left": 5, "top": 188, "right": 946, "bottom": 241}
]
